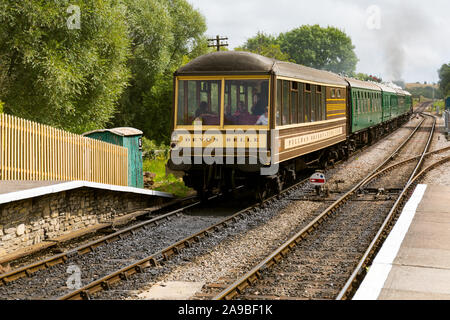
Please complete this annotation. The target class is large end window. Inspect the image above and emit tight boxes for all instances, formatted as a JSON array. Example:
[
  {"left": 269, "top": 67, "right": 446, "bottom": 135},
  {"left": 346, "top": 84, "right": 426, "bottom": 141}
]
[
  {"left": 224, "top": 79, "right": 269, "bottom": 126},
  {"left": 177, "top": 80, "right": 221, "bottom": 125}
]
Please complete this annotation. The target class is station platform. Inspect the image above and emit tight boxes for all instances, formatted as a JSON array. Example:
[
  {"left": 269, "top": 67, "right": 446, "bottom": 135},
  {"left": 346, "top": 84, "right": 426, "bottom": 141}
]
[
  {"left": 0, "top": 180, "right": 173, "bottom": 205},
  {"left": 354, "top": 184, "right": 450, "bottom": 300},
  {"left": 0, "top": 181, "right": 174, "bottom": 263}
]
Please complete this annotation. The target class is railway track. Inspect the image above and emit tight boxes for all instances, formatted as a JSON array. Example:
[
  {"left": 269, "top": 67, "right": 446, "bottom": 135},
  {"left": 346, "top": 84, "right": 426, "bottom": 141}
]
[
  {"left": 210, "top": 112, "right": 439, "bottom": 300},
  {"left": 56, "top": 113, "right": 424, "bottom": 300},
  {"left": 0, "top": 194, "right": 200, "bottom": 268},
  {"left": 0, "top": 199, "right": 203, "bottom": 287},
  {"left": 0, "top": 108, "right": 425, "bottom": 300},
  {"left": 0, "top": 172, "right": 316, "bottom": 299},
  {"left": 56, "top": 176, "right": 318, "bottom": 300}
]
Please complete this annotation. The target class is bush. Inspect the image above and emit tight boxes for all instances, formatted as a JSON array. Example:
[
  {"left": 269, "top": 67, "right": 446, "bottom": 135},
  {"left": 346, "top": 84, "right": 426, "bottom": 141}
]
[{"left": 142, "top": 137, "right": 170, "bottom": 160}]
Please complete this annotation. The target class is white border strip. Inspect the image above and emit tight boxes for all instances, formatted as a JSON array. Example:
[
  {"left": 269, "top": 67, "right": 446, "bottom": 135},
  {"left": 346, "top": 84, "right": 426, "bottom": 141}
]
[
  {"left": 0, "top": 181, "right": 173, "bottom": 205},
  {"left": 353, "top": 184, "right": 428, "bottom": 300}
]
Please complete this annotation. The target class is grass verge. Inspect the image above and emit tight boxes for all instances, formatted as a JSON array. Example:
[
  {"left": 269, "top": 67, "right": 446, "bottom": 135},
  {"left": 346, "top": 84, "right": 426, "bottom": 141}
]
[{"left": 143, "top": 158, "right": 194, "bottom": 198}]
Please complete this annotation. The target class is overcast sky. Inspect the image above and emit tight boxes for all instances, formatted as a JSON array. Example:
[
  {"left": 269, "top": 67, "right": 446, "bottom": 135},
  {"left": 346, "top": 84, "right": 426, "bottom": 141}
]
[{"left": 188, "top": 0, "right": 450, "bottom": 84}]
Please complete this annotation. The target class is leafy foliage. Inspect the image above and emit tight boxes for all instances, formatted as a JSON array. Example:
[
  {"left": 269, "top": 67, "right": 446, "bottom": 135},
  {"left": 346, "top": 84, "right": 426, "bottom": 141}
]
[
  {"left": 235, "top": 31, "right": 291, "bottom": 61},
  {"left": 0, "top": 0, "right": 207, "bottom": 141},
  {"left": 406, "top": 85, "right": 442, "bottom": 99},
  {"left": 0, "top": 0, "right": 131, "bottom": 133},
  {"left": 111, "top": 0, "right": 208, "bottom": 144},
  {"left": 354, "top": 73, "right": 382, "bottom": 83},
  {"left": 438, "top": 63, "right": 450, "bottom": 97},
  {"left": 278, "top": 25, "right": 358, "bottom": 75}
]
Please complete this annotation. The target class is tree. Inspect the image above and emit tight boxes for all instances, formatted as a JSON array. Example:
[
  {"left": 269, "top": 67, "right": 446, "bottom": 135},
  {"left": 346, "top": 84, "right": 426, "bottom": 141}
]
[
  {"left": 438, "top": 63, "right": 450, "bottom": 97},
  {"left": 0, "top": 1, "right": 130, "bottom": 133},
  {"left": 111, "top": 0, "right": 208, "bottom": 144},
  {"left": 407, "top": 85, "right": 442, "bottom": 100},
  {"left": 278, "top": 25, "right": 358, "bottom": 75},
  {"left": 235, "top": 31, "right": 291, "bottom": 61},
  {"left": 354, "top": 73, "right": 382, "bottom": 83}
]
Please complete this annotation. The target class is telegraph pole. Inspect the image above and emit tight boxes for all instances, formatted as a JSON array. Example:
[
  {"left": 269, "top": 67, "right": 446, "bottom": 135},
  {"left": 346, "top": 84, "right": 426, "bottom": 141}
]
[{"left": 208, "top": 35, "right": 228, "bottom": 51}]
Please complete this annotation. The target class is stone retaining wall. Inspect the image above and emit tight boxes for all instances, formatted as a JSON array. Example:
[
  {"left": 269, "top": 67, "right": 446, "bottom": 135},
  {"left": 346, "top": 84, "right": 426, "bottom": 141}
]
[{"left": 0, "top": 187, "right": 164, "bottom": 257}]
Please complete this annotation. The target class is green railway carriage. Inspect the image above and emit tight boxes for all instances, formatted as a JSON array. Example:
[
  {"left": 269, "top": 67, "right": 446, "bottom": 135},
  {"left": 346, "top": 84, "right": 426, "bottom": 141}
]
[
  {"left": 393, "top": 88, "right": 412, "bottom": 118},
  {"left": 401, "top": 90, "right": 412, "bottom": 115},
  {"left": 345, "top": 78, "right": 383, "bottom": 133},
  {"left": 395, "top": 88, "right": 406, "bottom": 119},
  {"left": 377, "top": 83, "right": 397, "bottom": 122}
]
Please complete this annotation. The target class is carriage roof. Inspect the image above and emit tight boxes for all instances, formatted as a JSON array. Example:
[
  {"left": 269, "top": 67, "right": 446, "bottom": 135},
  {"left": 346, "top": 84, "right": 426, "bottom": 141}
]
[
  {"left": 344, "top": 77, "right": 382, "bottom": 91},
  {"left": 175, "top": 51, "right": 347, "bottom": 86}
]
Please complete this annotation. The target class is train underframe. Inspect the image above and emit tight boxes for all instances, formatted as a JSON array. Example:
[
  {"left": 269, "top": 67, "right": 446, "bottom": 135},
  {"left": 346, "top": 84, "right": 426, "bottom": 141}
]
[{"left": 170, "top": 113, "right": 412, "bottom": 201}]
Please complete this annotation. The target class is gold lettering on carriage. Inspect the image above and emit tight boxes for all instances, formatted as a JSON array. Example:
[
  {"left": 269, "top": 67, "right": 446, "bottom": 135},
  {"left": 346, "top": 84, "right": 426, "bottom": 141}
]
[{"left": 284, "top": 127, "right": 343, "bottom": 149}]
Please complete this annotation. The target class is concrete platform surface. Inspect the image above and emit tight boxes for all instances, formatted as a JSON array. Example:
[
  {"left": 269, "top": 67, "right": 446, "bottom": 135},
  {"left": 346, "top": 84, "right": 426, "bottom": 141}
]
[
  {"left": 0, "top": 181, "right": 64, "bottom": 195},
  {"left": 0, "top": 180, "right": 173, "bottom": 205},
  {"left": 354, "top": 184, "right": 450, "bottom": 300}
]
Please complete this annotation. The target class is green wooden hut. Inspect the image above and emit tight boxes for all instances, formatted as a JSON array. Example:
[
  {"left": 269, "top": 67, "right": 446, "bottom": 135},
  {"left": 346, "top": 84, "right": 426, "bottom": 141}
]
[{"left": 83, "top": 127, "right": 144, "bottom": 188}]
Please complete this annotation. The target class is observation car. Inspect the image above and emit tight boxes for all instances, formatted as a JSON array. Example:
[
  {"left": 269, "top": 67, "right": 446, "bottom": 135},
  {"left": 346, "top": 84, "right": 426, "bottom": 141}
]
[{"left": 167, "top": 51, "right": 412, "bottom": 199}]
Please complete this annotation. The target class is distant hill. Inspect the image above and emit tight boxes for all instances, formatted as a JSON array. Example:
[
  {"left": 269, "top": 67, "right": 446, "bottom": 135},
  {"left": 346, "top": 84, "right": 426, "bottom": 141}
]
[
  {"left": 406, "top": 83, "right": 439, "bottom": 89},
  {"left": 405, "top": 83, "right": 442, "bottom": 99}
]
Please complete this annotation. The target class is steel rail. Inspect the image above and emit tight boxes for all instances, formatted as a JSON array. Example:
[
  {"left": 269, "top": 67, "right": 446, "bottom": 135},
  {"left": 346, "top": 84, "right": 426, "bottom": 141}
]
[
  {"left": 58, "top": 176, "right": 311, "bottom": 300},
  {"left": 212, "top": 114, "right": 431, "bottom": 300},
  {"left": 336, "top": 114, "right": 437, "bottom": 300},
  {"left": 0, "top": 200, "right": 201, "bottom": 285},
  {"left": 360, "top": 115, "right": 440, "bottom": 190},
  {"left": 407, "top": 114, "right": 436, "bottom": 184},
  {"left": 59, "top": 113, "right": 424, "bottom": 300},
  {"left": 336, "top": 156, "right": 449, "bottom": 300}
]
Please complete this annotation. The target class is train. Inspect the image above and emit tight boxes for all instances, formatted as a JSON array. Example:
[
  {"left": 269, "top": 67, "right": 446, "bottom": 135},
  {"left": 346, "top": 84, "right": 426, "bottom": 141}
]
[{"left": 167, "top": 51, "right": 412, "bottom": 199}]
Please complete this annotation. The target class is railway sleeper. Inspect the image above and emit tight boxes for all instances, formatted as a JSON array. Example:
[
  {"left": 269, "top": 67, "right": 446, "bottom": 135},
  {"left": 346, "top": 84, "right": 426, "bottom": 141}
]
[
  {"left": 80, "top": 290, "right": 91, "bottom": 300},
  {"left": 101, "top": 281, "right": 112, "bottom": 290}
]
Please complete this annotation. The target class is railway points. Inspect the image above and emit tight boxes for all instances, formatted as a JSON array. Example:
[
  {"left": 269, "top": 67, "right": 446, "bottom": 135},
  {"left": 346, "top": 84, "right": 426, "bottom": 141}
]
[{"left": 209, "top": 111, "right": 446, "bottom": 300}]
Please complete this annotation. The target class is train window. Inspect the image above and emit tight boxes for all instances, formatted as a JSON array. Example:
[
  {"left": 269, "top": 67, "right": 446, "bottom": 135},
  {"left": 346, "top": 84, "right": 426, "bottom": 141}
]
[
  {"left": 310, "top": 85, "right": 316, "bottom": 122},
  {"left": 316, "top": 88, "right": 324, "bottom": 121},
  {"left": 337, "top": 89, "right": 341, "bottom": 98},
  {"left": 276, "top": 79, "right": 282, "bottom": 126},
  {"left": 291, "top": 90, "right": 298, "bottom": 124},
  {"left": 331, "top": 88, "right": 336, "bottom": 98},
  {"left": 224, "top": 79, "right": 269, "bottom": 126},
  {"left": 322, "top": 92, "right": 327, "bottom": 120},
  {"left": 317, "top": 85, "right": 322, "bottom": 93},
  {"left": 177, "top": 80, "right": 222, "bottom": 126},
  {"left": 305, "top": 83, "right": 311, "bottom": 92},
  {"left": 247, "top": 87, "right": 253, "bottom": 107},
  {"left": 177, "top": 80, "right": 185, "bottom": 125},
  {"left": 305, "top": 89, "right": 311, "bottom": 122},
  {"left": 283, "top": 80, "right": 290, "bottom": 125},
  {"left": 298, "top": 83, "right": 304, "bottom": 123},
  {"left": 291, "top": 81, "right": 298, "bottom": 124},
  {"left": 355, "top": 94, "right": 359, "bottom": 114}
]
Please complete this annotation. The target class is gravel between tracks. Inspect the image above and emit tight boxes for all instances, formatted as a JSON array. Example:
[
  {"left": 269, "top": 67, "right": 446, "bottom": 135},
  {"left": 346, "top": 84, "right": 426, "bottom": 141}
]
[
  {"left": 240, "top": 200, "right": 395, "bottom": 299},
  {"left": 91, "top": 117, "right": 424, "bottom": 300},
  {"left": 422, "top": 113, "right": 450, "bottom": 186},
  {"left": 0, "top": 214, "right": 222, "bottom": 300}
]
